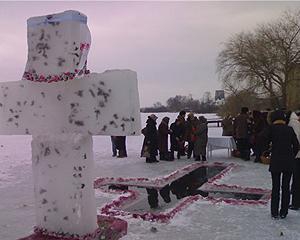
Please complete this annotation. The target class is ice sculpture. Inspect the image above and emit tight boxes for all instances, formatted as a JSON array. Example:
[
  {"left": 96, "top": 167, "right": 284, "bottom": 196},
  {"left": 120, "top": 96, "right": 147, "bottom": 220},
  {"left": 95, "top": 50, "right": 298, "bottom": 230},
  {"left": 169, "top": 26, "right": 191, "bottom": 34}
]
[{"left": 0, "top": 10, "right": 141, "bottom": 238}]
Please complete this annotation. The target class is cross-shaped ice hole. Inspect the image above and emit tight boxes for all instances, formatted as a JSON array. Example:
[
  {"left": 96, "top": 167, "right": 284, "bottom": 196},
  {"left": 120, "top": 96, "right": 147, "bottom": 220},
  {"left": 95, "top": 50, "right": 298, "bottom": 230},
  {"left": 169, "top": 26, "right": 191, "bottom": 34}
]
[{"left": 95, "top": 162, "right": 271, "bottom": 222}]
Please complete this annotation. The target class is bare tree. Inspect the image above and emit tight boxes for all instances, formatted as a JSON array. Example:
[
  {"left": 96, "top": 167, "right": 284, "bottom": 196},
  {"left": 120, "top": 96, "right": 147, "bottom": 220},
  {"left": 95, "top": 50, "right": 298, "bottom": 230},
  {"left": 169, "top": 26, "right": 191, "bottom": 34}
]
[{"left": 217, "top": 10, "right": 300, "bottom": 108}]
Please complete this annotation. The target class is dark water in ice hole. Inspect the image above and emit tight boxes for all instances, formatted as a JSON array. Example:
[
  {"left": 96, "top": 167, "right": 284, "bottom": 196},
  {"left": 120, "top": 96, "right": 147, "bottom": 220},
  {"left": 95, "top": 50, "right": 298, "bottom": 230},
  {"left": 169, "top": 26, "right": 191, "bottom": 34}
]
[{"left": 107, "top": 166, "right": 264, "bottom": 214}]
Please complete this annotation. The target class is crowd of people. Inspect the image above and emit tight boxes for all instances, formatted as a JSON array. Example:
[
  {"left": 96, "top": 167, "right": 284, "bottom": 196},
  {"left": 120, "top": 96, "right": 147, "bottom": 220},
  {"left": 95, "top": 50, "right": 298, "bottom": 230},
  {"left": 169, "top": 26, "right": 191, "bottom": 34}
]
[
  {"left": 222, "top": 107, "right": 300, "bottom": 219},
  {"left": 140, "top": 110, "right": 208, "bottom": 163},
  {"left": 112, "top": 108, "right": 300, "bottom": 219}
]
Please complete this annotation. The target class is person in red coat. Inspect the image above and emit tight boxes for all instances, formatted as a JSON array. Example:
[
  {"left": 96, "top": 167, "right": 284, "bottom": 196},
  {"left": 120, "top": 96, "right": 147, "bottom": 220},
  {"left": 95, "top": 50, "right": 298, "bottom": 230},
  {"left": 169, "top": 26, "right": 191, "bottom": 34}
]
[{"left": 158, "top": 117, "right": 171, "bottom": 160}]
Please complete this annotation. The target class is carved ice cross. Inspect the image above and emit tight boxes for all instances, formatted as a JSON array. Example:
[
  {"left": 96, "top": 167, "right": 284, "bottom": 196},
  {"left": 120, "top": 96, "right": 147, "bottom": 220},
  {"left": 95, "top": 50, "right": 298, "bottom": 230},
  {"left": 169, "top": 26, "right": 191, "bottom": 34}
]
[{"left": 0, "top": 10, "right": 141, "bottom": 237}]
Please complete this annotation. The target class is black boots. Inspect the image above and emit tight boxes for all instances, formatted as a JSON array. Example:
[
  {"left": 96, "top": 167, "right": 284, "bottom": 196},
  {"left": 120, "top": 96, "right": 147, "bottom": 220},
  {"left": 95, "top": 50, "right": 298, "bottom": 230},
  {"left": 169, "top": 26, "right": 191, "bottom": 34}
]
[{"left": 195, "top": 155, "right": 206, "bottom": 161}]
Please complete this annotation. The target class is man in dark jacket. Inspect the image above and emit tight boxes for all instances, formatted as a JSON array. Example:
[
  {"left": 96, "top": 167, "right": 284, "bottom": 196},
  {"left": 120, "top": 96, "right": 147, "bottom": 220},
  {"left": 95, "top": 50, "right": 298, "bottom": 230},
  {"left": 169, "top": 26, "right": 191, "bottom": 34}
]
[
  {"left": 233, "top": 107, "right": 251, "bottom": 160},
  {"left": 262, "top": 110, "right": 299, "bottom": 219},
  {"left": 141, "top": 114, "right": 159, "bottom": 163},
  {"left": 170, "top": 117, "right": 186, "bottom": 160}
]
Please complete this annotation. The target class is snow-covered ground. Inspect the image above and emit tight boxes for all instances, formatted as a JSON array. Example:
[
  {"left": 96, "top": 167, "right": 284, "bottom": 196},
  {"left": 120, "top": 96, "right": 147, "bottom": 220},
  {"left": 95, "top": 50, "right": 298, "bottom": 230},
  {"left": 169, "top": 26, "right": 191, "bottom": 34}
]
[{"left": 0, "top": 113, "right": 300, "bottom": 240}]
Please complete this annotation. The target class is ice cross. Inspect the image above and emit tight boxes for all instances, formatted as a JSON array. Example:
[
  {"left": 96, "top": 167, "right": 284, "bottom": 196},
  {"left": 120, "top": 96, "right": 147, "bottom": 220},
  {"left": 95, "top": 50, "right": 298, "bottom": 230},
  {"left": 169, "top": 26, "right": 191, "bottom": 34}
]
[{"left": 0, "top": 10, "right": 141, "bottom": 238}]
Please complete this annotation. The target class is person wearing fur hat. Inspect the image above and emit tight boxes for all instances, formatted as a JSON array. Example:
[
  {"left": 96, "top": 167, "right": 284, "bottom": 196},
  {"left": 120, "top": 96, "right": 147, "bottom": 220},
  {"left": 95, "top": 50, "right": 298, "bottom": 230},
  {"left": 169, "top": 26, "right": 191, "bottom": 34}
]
[
  {"left": 262, "top": 110, "right": 299, "bottom": 219},
  {"left": 158, "top": 117, "right": 171, "bottom": 161},
  {"left": 141, "top": 114, "right": 159, "bottom": 163},
  {"left": 170, "top": 115, "right": 186, "bottom": 160},
  {"left": 288, "top": 111, "right": 300, "bottom": 210}
]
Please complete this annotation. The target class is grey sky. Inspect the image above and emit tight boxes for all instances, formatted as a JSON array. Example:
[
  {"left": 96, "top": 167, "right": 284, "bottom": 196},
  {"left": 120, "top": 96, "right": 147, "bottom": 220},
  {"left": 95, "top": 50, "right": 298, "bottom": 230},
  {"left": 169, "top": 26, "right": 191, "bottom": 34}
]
[{"left": 0, "top": 1, "right": 299, "bottom": 107}]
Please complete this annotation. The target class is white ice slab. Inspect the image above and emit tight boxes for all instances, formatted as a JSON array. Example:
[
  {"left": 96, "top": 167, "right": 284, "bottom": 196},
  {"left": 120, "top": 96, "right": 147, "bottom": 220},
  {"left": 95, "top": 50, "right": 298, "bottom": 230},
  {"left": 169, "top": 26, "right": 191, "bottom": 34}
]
[
  {"left": 32, "top": 134, "right": 97, "bottom": 236},
  {"left": 23, "top": 10, "right": 91, "bottom": 82},
  {"left": 0, "top": 70, "right": 141, "bottom": 136}
]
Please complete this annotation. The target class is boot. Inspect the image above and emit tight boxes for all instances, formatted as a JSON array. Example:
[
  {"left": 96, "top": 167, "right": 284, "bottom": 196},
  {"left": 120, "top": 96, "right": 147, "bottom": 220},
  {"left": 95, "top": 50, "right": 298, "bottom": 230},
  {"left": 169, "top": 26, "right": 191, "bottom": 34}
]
[{"left": 160, "top": 153, "right": 167, "bottom": 161}]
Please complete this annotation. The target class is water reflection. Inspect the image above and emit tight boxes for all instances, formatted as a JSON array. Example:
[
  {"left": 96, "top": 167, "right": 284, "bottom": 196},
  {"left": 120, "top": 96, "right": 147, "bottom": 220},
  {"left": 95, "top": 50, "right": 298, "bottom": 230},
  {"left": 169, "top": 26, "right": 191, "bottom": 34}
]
[
  {"left": 109, "top": 165, "right": 264, "bottom": 212},
  {"left": 146, "top": 166, "right": 213, "bottom": 209}
]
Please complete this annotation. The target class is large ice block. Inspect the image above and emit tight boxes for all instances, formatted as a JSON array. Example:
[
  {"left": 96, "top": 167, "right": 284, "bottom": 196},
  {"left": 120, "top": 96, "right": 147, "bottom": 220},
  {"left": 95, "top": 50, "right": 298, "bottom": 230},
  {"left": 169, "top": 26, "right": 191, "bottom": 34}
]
[
  {"left": 0, "top": 70, "right": 141, "bottom": 136},
  {"left": 1, "top": 9, "right": 141, "bottom": 239},
  {"left": 23, "top": 10, "right": 91, "bottom": 82},
  {"left": 32, "top": 134, "right": 97, "bottom": 236}
]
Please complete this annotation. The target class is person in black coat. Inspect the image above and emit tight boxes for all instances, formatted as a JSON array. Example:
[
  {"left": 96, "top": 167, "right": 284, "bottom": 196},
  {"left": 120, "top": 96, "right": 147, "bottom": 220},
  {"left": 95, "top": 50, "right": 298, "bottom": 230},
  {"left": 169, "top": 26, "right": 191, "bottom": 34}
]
[
  {"left": 115, "top": 136, "right": 127, "bottom": 158},
  {"left": 158, "top": 117, "right": 171, "bottom": 160},
  {"left": 141, "top": 114, "right": 159, "bottom": 163},
  {"left": 170, "top": 117, "right": 186, "bottom": 160},
  {"left": 262, "top": 110, "right": 299, "bottom": 219}
]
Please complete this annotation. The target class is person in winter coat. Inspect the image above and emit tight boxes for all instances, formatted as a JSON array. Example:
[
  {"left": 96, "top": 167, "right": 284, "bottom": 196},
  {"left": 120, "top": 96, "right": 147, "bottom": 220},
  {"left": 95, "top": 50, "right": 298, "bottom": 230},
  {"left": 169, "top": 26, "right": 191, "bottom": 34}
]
[
  {"left": 170, "top": 117, "right": 186, "bottom": 160},
  {"left": 194, "top": 116, "right": 208, "bottom": 161},
  {"left": 177, "top": 111, "right": 187, "bottom": 157},
  {"left": 110, "top": 136, "right": 117, "bottom": 157},
  {"left": 262, "top": 110, "right": 299, "bottom": 219},
  {"left": 222, "top": 115, "right": 234, "bottom": 136},
  {"left": 185, "top": 113, "right": 198, "bottom": 159},
  {"left": 251, "top": 110, "right": 267, "bottom": 163},
  {"left": 288, "top": 111, "right": 300, "bottom": 210},
  {"left": 115, "top": 136, "right": 127, "bottom": 158},
  {"left": 158, "top": 117, "right": 171, "bottom": 161},
  {"left": 141, "top": 114, "right": 159, "bottom": 163},
  {"left": 233, "top": 107, "right": 251, "bottom": 160}
]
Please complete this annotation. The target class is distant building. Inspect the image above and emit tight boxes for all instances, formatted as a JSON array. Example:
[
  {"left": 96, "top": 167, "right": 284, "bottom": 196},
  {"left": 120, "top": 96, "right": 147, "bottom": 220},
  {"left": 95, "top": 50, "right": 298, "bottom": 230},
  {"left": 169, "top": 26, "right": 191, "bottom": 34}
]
[
  {"left": 215, "top": 90, "right": 225, "bottom": 101},
  {"left": 287, "top": 64, "right": 300, "bottom": 110}
]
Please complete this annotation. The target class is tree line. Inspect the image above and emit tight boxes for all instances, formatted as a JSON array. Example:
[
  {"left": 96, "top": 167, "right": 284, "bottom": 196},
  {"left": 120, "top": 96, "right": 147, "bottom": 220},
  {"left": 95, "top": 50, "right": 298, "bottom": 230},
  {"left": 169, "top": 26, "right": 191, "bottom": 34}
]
[{"left": 141, "top": 93, "right": 219, "bottom": 113}]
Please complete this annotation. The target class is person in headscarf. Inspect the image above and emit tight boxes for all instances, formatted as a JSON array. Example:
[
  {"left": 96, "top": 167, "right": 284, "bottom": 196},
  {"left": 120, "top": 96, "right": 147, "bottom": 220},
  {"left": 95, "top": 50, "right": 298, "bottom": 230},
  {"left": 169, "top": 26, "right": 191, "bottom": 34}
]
[{"left": 141, "top": 114, "right": 159, "bottom": 163}]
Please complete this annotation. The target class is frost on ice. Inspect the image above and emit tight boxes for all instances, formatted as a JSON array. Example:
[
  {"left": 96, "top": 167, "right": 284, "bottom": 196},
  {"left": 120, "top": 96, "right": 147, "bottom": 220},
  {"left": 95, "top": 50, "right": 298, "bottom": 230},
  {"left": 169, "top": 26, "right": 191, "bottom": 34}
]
[{"left": 0, "top": 10, "right": 141, "bottom": 237}]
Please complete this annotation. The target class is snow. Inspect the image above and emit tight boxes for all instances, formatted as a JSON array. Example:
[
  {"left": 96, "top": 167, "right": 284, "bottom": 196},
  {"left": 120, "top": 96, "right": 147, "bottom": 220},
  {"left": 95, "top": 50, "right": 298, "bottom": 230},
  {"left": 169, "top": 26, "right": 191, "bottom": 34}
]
[{"left": 1, "top": 112, "right": 300, "bottom": 239}]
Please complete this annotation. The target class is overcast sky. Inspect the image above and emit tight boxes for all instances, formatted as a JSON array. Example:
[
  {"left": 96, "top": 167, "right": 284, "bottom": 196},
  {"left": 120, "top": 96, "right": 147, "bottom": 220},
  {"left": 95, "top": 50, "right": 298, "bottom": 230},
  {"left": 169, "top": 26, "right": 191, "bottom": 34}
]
[{"left": 0, "top": 1, "right": 299, "bottom": 107}]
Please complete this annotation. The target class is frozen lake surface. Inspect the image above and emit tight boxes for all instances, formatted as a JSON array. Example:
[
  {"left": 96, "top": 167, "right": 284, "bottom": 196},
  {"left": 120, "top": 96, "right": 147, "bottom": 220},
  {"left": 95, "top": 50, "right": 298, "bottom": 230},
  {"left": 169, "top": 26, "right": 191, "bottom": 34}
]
[{"left": 0, "top": 113, "right": 300, "bottom": 240}]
